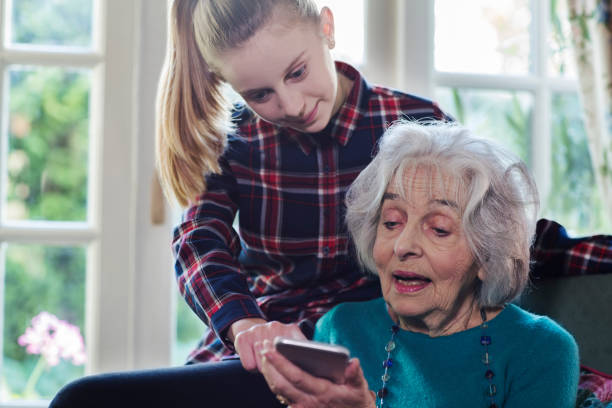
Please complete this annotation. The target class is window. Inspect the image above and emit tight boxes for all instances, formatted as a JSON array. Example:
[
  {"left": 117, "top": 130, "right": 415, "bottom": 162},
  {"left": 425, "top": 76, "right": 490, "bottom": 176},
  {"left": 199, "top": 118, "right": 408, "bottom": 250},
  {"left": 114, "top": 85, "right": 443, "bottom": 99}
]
[
  {"left": 433, "top": 0, "right": 609, "bottom": 235},
  {"left": 0, "top": 0, "right": 96, "bottom": 402},
  {"left": 0, "top": 0, "right": 159, "bottom": 406}
]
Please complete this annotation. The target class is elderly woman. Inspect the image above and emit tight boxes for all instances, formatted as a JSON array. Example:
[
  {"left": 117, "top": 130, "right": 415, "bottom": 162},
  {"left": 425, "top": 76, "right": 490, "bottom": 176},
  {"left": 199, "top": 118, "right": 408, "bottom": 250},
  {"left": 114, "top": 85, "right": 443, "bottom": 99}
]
[{"left": 255, "top": 121, "right": 579, "bottom": 407}]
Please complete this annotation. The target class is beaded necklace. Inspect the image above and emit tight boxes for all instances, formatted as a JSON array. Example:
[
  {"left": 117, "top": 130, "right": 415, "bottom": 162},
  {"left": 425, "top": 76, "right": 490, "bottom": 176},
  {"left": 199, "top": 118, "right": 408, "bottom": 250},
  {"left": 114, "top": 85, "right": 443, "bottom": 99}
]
[{"left": 376, "top": 308, "right": 497, "bottom": 408}]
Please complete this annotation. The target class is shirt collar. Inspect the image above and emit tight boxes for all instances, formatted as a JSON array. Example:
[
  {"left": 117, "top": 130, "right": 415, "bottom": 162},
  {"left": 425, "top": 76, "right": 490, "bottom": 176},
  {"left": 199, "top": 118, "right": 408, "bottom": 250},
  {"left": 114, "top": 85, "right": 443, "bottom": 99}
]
[{"left": 284, "top": 61, "right": 366, "bottom": 155}]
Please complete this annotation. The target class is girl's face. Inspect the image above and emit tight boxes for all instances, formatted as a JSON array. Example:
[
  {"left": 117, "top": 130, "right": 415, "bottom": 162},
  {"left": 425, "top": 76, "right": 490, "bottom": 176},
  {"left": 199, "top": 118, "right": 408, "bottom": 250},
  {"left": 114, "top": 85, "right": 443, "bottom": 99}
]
[
  {"left": 214, "top": 7, "right": 343, "bottom": 133},
  {"left": 373, "top": 167, "right": 483, "bottom": 336}
]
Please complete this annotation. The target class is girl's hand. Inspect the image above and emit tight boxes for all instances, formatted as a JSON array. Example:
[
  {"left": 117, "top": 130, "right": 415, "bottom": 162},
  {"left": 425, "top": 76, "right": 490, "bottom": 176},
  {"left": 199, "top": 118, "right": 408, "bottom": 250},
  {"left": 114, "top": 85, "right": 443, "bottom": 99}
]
[
  {"left": 255, "top": 339, "right": 376, "bottom": 408},
  {"left": 229, "top": 319, "right": 306, "bottom": 372}
]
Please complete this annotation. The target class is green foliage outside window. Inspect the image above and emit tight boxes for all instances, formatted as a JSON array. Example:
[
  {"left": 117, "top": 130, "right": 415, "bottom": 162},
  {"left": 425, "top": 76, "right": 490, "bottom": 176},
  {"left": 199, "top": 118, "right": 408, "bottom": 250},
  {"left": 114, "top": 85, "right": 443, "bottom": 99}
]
[
  {"left": 7, "top": 68, "right": 90, "bottom": 222},
  {"left": 437, "top": 87, "right": 532, "bottom": 164},
  {"left": 1, "top": 0, "right": 93, "bottom": 402},
  {"left": 10, "top": 0, "right": 93, "bottom": 48},
  {"left": 547, "top": 93, "right": 611, "bottom": 233},
  {"left": 174, "top": 298, "right": 206, "bottom": 365}
]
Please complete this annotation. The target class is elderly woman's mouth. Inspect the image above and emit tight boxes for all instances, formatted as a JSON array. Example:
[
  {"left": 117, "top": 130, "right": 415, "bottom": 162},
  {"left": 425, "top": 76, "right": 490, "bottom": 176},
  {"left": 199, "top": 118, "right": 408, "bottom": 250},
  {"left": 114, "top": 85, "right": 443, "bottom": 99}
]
[{"left": 392, "top": 272, "right": 432, "bottom": 292}]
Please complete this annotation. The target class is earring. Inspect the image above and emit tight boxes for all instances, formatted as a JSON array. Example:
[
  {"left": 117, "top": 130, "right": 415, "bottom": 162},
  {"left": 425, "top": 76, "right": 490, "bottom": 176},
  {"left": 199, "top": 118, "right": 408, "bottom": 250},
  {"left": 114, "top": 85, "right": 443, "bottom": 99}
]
[{"left": 328, "top": 38, "right": 335, "bottom": 49}]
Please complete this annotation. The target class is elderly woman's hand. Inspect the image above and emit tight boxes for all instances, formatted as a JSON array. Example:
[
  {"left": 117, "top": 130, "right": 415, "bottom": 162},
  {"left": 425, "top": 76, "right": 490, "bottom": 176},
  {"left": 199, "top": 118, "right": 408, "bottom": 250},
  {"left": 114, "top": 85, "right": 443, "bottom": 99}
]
[{"left": 255, "top": 339, "right": 376, "bottom": 408}]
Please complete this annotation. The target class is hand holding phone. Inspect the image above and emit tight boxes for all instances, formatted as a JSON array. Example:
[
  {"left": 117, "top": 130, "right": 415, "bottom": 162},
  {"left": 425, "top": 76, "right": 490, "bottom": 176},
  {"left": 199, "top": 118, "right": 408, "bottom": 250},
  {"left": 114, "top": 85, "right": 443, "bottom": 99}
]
[{"left": 273, "top": 337, "right": 350, "bottom": 384}]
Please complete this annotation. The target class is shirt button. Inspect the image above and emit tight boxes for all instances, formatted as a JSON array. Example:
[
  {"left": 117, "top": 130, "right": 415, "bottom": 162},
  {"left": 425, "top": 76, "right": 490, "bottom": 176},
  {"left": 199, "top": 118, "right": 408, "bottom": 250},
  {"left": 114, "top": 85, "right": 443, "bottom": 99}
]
[
  {"left": 322, "top": 246, "right": 329, "bottom": 256},
  {"left": 324, "top": 164, "right": 330, "bottom": 172}
]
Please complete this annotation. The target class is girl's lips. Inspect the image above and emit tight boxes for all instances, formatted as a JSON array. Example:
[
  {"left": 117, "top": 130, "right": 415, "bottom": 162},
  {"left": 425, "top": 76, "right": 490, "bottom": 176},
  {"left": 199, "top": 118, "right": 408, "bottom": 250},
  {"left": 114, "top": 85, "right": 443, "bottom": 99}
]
[{"left": 302, "top": 102, "right": 319, "bottom": 126}]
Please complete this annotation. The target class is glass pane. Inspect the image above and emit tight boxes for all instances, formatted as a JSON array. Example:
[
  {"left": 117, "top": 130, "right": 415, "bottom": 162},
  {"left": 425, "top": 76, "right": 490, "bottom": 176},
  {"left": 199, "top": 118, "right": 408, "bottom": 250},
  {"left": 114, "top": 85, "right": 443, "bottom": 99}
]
[
  {"left": 7, "top": 0, "right": 94, "bottom": 49},
  {"left": 548, "top": 0, "right": 576, "bottom": 78},
  {"left": 435, "top": 87, "right": 533, "bottom": 164},
  {"left": 545, "top": 92, "right": 610, "bottom": 234},
  {"left": 434, "top": 0, "right": 531, "bottom": 75},
  {"left": 4, "top": 67, "right": 90, "bottom": 222},
  {"left": 314, "top": 0, "right": 364, "bottom": 66},
  {"left": 172, "top": 296, "right": 205, "bottom": 365},
  {"left": 1, "top": 243, "right": 86, "bottom": 402}
]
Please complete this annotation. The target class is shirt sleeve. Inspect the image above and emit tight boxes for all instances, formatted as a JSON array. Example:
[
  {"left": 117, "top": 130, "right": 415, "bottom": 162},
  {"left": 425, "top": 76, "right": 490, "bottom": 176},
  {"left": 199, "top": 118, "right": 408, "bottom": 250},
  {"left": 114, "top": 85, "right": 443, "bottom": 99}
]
[
  {"left": 531, "top": 218, "right": 612, "bottom": 277},
  {"left": 504, "top": 320, "right": 580, "bottom": 408},
  {"left": 172, "top": 156, "right": 266, "bottom": 349}
]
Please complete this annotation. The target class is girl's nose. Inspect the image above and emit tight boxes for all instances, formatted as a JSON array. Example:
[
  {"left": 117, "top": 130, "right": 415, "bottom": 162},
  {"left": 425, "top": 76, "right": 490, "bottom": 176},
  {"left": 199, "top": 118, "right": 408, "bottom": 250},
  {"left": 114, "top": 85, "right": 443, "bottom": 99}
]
[{"left": 277, "top": 88, "right": 304, "bottom": 118}]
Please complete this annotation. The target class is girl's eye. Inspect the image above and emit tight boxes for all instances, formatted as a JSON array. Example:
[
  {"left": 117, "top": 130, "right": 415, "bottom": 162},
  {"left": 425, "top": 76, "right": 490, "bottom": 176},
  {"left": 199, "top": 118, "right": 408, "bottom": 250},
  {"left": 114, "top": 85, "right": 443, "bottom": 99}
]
[
  {"left": 287, "top": 65, "right": 306, "bottom": 80},
  {"left": 246, "top": 90, "right": 272, "bottom": 103}
]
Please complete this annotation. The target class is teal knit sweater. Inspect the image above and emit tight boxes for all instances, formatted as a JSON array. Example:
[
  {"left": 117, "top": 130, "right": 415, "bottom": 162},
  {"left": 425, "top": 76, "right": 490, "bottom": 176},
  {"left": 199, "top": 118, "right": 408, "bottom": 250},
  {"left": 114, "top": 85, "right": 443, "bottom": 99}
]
[{"left": 314, "top": 298, "right": 579, "bottom": 407}]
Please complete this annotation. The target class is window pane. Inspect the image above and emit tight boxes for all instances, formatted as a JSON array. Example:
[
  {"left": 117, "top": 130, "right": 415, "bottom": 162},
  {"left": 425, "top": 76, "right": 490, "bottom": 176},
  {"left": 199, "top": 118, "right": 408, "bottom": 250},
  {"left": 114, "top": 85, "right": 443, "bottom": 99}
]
[
  {"left": 545, "top": 92, "right": 610, "bottom": 234},
  {"left": 1, "top": 243, "right": 86, "bottom": 402},
  {"left": 549, "top": 0, "right": 576, "bottom": 78},
  {"left": 435, "top": 87, "right": 533, "bottom": 164},
  {"left": 4, "top": 67, "right": 90, "bottom": 222},
  {"left": 172, "top": 297, "right": 204, "bottom": 365},
  {"left": 314, "top": 0, "right": 364, "bottom": 66},
  {"left": 7, "top": 0, "right": 94, "bottom": 49},
  {"left": 434, "top": 0, "right": 531, "bottom": 75}
]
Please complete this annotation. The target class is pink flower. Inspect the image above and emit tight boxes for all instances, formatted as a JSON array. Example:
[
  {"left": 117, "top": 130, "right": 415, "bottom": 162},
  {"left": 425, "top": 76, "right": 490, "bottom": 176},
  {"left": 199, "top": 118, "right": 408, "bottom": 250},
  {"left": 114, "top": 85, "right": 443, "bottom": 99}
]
[{"left": 18, "top": 311, "right": 86, "bottom": 367}]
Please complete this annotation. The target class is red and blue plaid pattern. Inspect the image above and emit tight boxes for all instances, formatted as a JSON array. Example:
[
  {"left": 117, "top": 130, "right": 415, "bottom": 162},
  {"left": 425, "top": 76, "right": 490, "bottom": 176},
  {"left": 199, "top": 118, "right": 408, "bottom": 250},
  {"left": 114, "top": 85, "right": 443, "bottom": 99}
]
[
  {"left": 531, "top": 219, "right": 612, "bottom": 278},
  {"left": 172, "top": 62, "right": 449, "bottom": 362}
]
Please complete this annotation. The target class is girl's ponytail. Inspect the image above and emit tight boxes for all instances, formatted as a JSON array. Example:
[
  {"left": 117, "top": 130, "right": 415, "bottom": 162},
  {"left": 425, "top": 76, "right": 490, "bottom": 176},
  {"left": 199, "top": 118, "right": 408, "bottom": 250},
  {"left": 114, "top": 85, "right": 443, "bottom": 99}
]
[{"left": 155, "top": 0, "right": 232, "bottom": 207}]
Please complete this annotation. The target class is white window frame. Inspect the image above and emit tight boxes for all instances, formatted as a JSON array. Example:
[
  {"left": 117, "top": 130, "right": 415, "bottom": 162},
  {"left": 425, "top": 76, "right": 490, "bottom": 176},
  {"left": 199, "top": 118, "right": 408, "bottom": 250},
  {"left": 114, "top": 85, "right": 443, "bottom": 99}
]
[
  {"left": 366, "top": 0, "right": 579, "bottom": 204},
  {"left": 90, "top": 0, "right": 175, "bottom": 374},
  {"left": 0, "top": 1, "right": 175, "bottom": 406}
]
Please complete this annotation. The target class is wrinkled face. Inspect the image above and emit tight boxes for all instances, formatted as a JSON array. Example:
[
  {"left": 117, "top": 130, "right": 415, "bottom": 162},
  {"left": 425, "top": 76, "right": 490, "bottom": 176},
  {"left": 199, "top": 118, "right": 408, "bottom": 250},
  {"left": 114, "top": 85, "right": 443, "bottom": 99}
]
[
  {"left": 214, "top": 8, "right": 341, "bottom": 133},
  {"left": 373, "top": 166, "right": 482, "bottom": 334}
]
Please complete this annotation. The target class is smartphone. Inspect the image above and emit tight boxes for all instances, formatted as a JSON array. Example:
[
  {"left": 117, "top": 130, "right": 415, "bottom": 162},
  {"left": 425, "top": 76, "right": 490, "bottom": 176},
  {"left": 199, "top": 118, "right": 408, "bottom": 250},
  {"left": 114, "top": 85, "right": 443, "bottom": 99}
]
[{"left": 273, "top": 337, "right": 350, "bottom": 384}]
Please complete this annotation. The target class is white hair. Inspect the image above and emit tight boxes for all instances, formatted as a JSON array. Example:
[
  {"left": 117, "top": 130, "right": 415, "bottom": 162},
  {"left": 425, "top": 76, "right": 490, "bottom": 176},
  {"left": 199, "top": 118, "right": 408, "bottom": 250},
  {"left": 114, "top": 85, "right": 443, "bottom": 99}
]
[{"left": 345, "top": 121, "right": 539, "bottom": 307}]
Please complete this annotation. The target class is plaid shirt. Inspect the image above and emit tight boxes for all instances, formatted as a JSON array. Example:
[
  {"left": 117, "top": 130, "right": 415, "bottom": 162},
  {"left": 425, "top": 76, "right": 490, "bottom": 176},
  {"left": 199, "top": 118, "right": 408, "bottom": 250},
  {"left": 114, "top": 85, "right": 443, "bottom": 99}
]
[
  {"left": 173, "top": 62, "right": 449, "bottom": 362},
  {"left": 173, "top": 62, "right": 612, "bottom": 363},
  {"left": 532, "top": 219, "right": 612, "bottom": 278}
]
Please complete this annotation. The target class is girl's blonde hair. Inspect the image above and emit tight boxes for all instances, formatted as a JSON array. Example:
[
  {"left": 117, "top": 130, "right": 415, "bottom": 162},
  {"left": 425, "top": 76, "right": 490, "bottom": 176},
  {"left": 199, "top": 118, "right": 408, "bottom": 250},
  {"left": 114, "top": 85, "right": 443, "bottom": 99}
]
[{"left": 156, "top": 0, "right": 319, "bottom": 206}]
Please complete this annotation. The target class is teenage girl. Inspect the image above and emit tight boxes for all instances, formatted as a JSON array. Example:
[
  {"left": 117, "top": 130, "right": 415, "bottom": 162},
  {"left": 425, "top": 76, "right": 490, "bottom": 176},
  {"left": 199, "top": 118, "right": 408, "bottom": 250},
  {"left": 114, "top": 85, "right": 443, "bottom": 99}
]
[{"left": 156, "top": 0, "right": 448, "bottom": 374}]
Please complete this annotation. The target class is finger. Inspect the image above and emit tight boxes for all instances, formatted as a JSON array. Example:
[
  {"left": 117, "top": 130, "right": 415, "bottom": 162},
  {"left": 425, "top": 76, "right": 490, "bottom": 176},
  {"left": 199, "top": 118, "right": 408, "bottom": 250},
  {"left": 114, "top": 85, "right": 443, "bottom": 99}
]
[
  {"left": 287, "top": 324, "right": 307, "bottom": 340},
  {"left": 234, "top": 333, "right": 258, "bottom": 372},
  {"left": 261, "top": 360, "right": 308, "bottom": 407},
  {"left": 259, "top": 341, "right": 301, "bottom": 397},
  {"left": 236, "top": 322, "right": 306, "bottom": 372},
  {"left": 344, "top": 358, "right": 368, "bottom": 388},
  {"left": 262, "top": 344, "right": 327, "bottom": 396},
  {"left": 253, "top": 340, "right": 266, "bottom": 372}
]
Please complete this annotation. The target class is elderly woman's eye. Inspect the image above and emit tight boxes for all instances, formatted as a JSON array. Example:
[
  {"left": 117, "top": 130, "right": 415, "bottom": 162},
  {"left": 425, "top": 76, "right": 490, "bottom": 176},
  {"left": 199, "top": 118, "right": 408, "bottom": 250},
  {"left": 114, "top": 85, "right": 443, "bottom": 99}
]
[
  {"left": 383, "top": 221, "right": 400, "bottom": 229},
  {"left": 432, "top": 227, "right": 450, "bottom": 236}
]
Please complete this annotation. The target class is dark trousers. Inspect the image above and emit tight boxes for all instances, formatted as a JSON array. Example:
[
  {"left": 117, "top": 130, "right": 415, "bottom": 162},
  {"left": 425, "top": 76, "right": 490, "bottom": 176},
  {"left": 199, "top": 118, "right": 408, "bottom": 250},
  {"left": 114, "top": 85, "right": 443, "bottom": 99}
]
[{"left": 49, "top": 359, "right": 284, "bottom": 408}]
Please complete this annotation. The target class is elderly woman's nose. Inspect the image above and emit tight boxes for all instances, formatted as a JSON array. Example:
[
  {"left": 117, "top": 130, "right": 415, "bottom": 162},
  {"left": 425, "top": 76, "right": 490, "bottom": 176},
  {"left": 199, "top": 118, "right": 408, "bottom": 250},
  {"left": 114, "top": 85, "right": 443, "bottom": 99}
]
[{"left": 393, "top": 227, "right": 422, "bottom": 259}]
